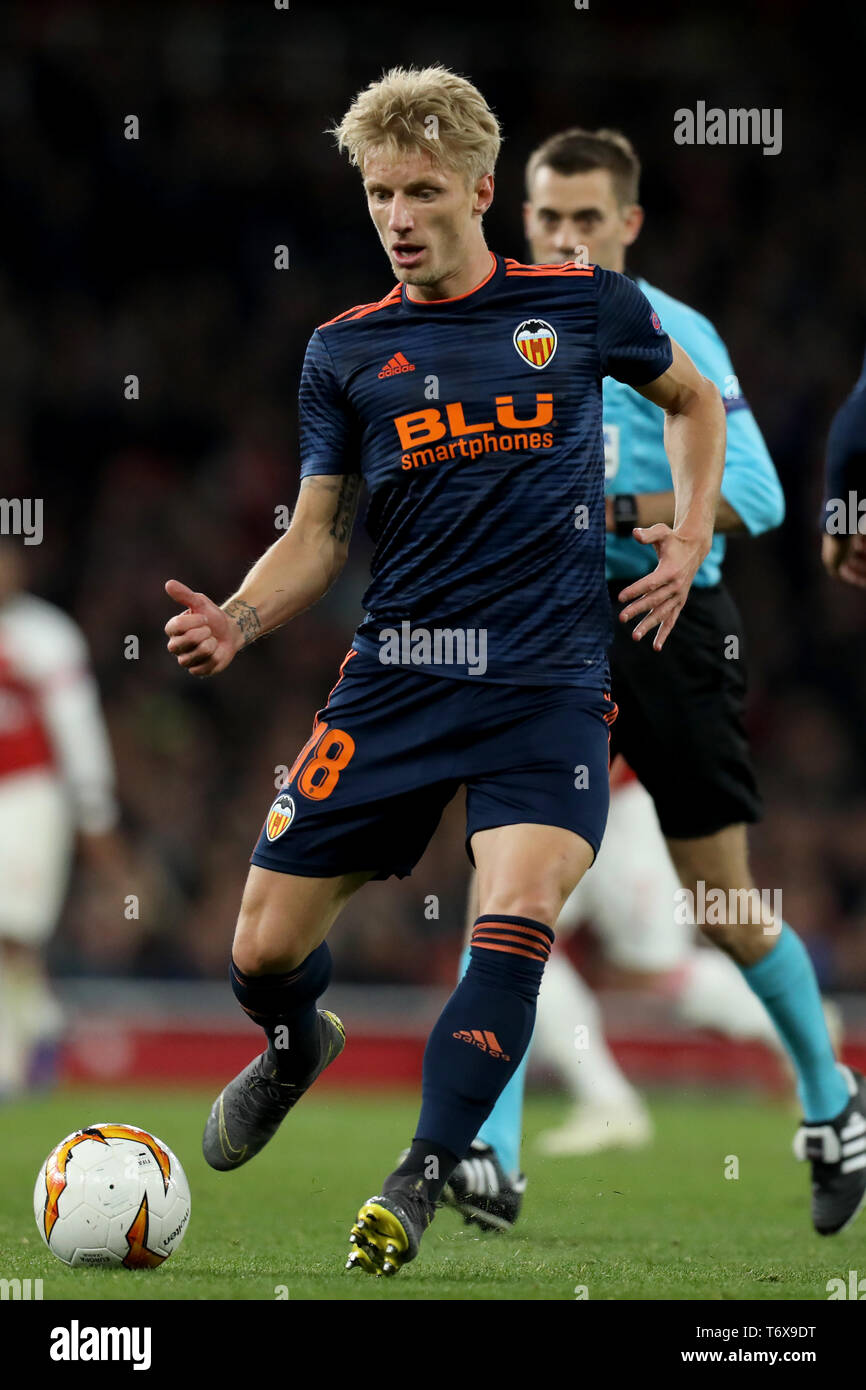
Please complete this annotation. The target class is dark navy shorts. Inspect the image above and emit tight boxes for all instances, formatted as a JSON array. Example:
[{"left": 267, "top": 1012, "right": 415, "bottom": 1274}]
[{"left": 250, "top": 648, "right": 617, "bottom": 881}]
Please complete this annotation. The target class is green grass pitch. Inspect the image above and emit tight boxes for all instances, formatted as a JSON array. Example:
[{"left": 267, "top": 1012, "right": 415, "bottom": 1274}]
[{"left": 1, "top": 1086, "right": 859, "bottom": 1300}]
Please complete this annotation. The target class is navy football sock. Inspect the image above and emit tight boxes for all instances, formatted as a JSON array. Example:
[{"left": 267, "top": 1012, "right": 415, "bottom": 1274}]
[
  {"left": 384, "top": 1139, "right": 460, "bottom": 1206},
  {"left": 405, "top": 915, "right": 553, "bottom": 1199},
  {"left": 229, "top": 942, "right": 332, "bottom": 1083}
]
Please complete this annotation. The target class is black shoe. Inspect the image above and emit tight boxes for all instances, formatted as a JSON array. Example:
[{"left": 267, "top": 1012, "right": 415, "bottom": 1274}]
[
  {"left": 202, "top": 1009, "right": 345, "bottom": 1171},
  {"left": 443, "top": 1140, "right": 526, "bottom": 1231},
  {"left": 793, "top": 1065, "right": 866, "bottom": 1235},
  {"left": 346, "top": 1180, "right": 436, "bottom": 1277}
]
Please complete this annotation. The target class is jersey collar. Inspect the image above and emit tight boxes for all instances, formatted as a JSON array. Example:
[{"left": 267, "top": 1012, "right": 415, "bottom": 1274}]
[{"left": 399, "top": 251, "right": 503, "bottom": 309}]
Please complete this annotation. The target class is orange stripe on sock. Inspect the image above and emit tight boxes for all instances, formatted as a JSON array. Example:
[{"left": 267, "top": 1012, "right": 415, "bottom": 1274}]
[
  {"left": 473, "top": 921, "right": 553, "bottom": 947},
  {"left": 473, "top": 929, "right": 551, "bottom": 955},
  {"left": 473, "top": 941, "right": 550, "bottom": 963},
  {"left": 237, "top": 1003, "right": 268, "bottom": 1020}
]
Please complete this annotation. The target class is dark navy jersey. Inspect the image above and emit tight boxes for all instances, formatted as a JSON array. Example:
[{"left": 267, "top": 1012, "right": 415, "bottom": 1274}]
[{"left": 299, "top": 252, "right": 672, "bottom": 685}]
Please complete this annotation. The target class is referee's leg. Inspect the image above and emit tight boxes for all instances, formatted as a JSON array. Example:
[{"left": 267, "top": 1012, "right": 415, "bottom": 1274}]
[{"left": 666, "top": 822, "right": 848, "bottom": 1125}]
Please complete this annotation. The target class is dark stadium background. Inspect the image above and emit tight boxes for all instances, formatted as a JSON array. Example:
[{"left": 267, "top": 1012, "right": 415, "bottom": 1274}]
[{"left": 3, "top": 0, "right": 865, "bottom": 1083}]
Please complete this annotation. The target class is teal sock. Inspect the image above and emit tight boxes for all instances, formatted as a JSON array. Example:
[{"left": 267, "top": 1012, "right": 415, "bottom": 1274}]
[
  {"left": 740, "top": 924, "right": 847, "bottom": 1122},
  {"left": 457, "top": 945, "right": 528, "bottom": 1178},
  {"left": 476, "top": 1053, "right": 529, "bottom": 1179}
]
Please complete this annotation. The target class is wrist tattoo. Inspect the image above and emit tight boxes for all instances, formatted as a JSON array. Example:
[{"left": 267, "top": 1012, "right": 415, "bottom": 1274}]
[
  {"left": 224, "top": 599, "right": 262, "bottom": 646},
  {"left": 329, "top": 474, "right": 360, "bottom": 545}
]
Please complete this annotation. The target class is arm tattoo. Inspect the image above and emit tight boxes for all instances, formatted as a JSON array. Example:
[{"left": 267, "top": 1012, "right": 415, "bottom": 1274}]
[
  {"left": 224, "top": 599, "right": 262, "bottom": 646},
  {"left": 329, "top": 474, "right": 360, "bottom": 545}
]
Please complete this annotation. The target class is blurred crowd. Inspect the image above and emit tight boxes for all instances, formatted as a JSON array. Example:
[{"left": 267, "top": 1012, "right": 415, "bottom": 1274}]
[{"left": 2, "top": 1, "right": 864, "bottom": 988}]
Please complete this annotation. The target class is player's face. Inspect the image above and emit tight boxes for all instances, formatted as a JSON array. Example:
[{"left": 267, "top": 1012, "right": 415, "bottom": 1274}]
[
  {"left": 523, "top": 166, "right": 643, "bottom": 271},
  {"left": 363, "top": 147, "right": 492, "bottom": 292}
]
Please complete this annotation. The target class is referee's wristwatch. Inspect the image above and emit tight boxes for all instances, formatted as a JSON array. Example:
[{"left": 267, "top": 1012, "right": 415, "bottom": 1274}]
[{"left": 612, "top": 493, "right": 639, "bottom": 538}]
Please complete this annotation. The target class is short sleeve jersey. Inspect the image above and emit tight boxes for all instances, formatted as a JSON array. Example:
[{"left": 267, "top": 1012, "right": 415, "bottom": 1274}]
[
  {"left": 603, "top": 278, "right": 784, "bottom": 586},
  {"left": 299, "top": 253, "right": 672, "bottom": 685}
]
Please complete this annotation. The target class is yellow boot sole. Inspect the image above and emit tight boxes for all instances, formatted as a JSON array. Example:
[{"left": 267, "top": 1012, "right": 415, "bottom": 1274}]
[{"left": 346, "top": 1200, "right": 412, "bottom": 1277}]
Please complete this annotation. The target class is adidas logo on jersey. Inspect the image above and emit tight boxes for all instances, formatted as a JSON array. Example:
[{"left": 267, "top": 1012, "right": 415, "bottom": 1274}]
[
  {"left": 452, "top": 1029, "right": 510, "bottom": 1061},
  {"left": 378, "top": 352, "right": 416, "bottom": 378}
]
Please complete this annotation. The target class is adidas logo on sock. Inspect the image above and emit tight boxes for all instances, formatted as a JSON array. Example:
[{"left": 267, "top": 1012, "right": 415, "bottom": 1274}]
[
  {"left": 452, "top": 1029, "right": 510, "bottom": 1061},
  {"left": 378, "top": 352, "right": 416, "bottom": 378}
]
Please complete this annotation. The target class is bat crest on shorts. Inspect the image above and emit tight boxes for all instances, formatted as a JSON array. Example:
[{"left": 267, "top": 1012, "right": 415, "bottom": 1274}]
[{"left": 266, "top": 792, "right": 296, "bottom": 841}]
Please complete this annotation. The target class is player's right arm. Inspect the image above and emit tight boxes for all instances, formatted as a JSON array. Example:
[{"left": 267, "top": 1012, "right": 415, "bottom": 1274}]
[
  {"left": 167, "top": 326, "right": 362, "bottom": 676},
  {"left": 164, "top": 472, "right": 361, "bottom": 677}
]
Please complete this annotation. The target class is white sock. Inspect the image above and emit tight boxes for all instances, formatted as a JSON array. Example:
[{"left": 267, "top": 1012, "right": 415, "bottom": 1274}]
[
  {"left": 532, "top": 951, "right": 641, "bottom": 1108},
  {"left": 0, "top": 950, "right": 63, "bottom": 1094},
  {"left": 673, "top": 945, "right": 779, "bottom": 1045},
  {"left": 0, "top": 958, "right": 27, "bottom": 1093}
]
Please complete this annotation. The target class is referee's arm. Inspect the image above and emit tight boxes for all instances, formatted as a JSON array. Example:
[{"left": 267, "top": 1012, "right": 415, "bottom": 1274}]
[{"left": 615, "top": 338, "right": 726, "bottom": 651}]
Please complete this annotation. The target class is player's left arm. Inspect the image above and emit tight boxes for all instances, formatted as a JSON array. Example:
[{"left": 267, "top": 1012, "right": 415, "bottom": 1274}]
[
  {"left": 27, "top": 608, "right": 130, "bottom": 887},
  {"left": 617, "top": 339, "right": 725, "bottom": 649},
  {"left": 596, "top": 269, "right": 724, "bottom": 648},
  {"left": 26, "top": 610, "right": 121, "bottom": 840},
  {"left": 607, "top": 327, "right": 784, "bottom": 538}
]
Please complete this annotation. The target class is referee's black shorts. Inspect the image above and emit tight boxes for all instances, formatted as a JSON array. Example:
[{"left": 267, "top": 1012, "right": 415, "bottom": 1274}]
[{"left": 607, "top": 579, "right": 762, "bottom": 840}]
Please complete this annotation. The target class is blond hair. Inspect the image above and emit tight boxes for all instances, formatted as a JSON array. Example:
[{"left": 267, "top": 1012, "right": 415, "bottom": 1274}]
[{"left": 331, "top": 65, "right": 501, "bottom": 184}]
